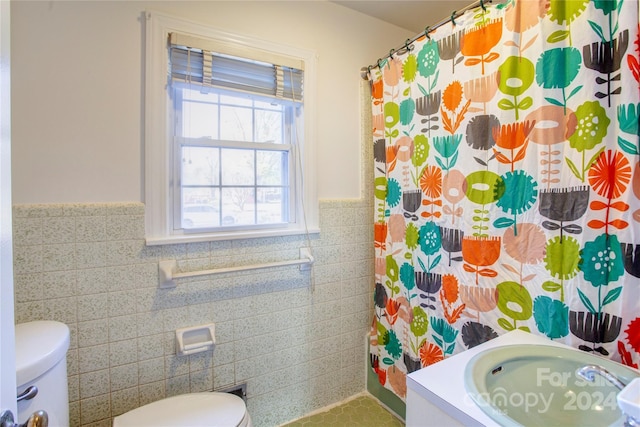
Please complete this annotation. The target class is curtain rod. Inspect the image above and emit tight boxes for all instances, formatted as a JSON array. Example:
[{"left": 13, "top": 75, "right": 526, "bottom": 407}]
[{"left": 361, "top": 0, "right": 499, "bottom": 79}]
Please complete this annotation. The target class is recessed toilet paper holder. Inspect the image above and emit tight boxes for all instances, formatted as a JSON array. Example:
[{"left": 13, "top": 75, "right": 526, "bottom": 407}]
[{"left": 176, "top": 323, "right": 216, "bottom": 356}]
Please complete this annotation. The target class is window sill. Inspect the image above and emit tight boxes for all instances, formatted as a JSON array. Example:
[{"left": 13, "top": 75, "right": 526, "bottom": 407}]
[{"left": 145, "top": 226, "right": 320, "bottom": 246}]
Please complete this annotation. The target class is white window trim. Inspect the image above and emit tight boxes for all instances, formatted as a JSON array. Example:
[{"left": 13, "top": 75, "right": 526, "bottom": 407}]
[{"left": 144, "top": 11, "right": 319, "bottom": 245}]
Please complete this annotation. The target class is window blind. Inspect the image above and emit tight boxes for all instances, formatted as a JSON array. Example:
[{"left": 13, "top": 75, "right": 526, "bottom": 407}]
[{"left": 169, "top": 32, "right": 303, "bottom": 102}]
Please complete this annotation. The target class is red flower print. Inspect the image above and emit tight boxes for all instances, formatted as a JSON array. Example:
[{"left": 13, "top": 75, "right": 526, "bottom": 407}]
[
  {"left": 419, "top": 341, "right": 444, "bottom": 367},
  {"left": 588, "top": 150, "right": 632, "bottom": 199},
  {"left": 419, "top": 165, "right": 443, "bottom": 199},
  {"left": 625, "top": 317, "right": 640, "bottom": 354}
]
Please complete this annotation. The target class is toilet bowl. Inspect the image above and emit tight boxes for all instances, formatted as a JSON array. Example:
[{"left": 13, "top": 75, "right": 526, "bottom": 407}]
[{"left": 113, "top": 391, "right": 252, "bottom": 427}]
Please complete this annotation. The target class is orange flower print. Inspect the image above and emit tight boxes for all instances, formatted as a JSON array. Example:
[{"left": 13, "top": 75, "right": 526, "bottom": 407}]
[
  {"left": 372, "top": 78, "right": 384, "bottom": 100},
  {"left": 441, "top": 274, "right": 459, "bottom": 304},
  {"left": 461, "top": 20, "right": 503, "bottom": 57},
  {"left": 460, "top": 19, "right": 503, "bottom": 74},
  {"left": 588, "top": 150, "right": 632, "bottom": 199},
  {"left": 385, "top": 298, "right": 401, "bottom": 325},
  {"left": 441, "top": 81, "right": 471, "bottom": 134},
  {"left": 493, "top": 121, "right": 535, "bottom": 150},
  {"left": 462, "top": 236, "right": 502, "bottom": 285},
  {"left": 419, "top": 341, "right": 444, "bottom": 367},
  {"left": 374, "top": 222, "right": 387, "bottom": 251},
  {"left": 441, "top": 274, "right": 465, "bottom": 324},
  {"left": 462, "top": 236, "right": 501, "bottom": 267},
  {"left": 419, "top": 165, "right": 443, "bottom": 199},
  {"left": 492, "top": 120, "right": 535, "bottom": 171},
  {"left": 443, "top": 81, "right": 463, "bottom": 113},
  {"left": 386, "top": 145, "right": 398, "bottom": 172}
]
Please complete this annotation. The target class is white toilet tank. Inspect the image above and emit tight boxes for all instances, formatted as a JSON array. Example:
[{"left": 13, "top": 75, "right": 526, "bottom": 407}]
[{"left": 16, "top": 320, "right": 70, "bottom": 427}]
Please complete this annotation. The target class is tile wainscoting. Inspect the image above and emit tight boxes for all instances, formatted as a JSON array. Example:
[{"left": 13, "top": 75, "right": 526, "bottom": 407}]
[{"left": 12, "top": 199, "right": 373, "bottom": 427}]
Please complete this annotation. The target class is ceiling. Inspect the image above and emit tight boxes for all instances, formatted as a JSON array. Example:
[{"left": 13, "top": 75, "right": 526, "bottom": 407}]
[{"left": 332, "top": 0, "right": 481, "bottom": 33}]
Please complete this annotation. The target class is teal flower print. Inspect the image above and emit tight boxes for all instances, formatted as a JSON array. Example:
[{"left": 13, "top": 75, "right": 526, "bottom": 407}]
[
  {"left": 536, "top": 47, "right": 582, "bottom": 112},
  {"left": 417, "top": 41, "right": 439, "bottom": 78},
  {"left": 496, "top": 170, "right": 538, "bottom": 215},
  {"left": 580, "top": 233, "right": 624, "bottom": 287},
  {"left": 494, "top": 171, "right": 538, "bottom": 234},
  {"left": 399, "top": 98, "right": 415, "bottom": 126},
  {"left": 419, "top": 222, "right": 442, "bottom": 256},
  {"left": 400, "top": 262, "right": 416, "bottom": 291},
  {"left": 618, "top": 103, "right": 640, "bottom": 155},
  {"left": 386, "top": 178, "right": 402, "bottom": 208},
  {"left": 533, "top": 296, "right": 569, "bottom": 339},
  {"left": 384, "top": 329, "right": 403, "bottom": 359},
  {"left": 430, "top": 317, "right": 459, "bottom": 344},
  {"left": 432, "top": 134, "right": 462, "bottom": 171},
  {"left": 618, "top": 103, "right": 640, "bottom": 136},
  {"left": 430, "top": 316, "right": 459, "bottom": 355},
  {"left": 590, "top": 0, "right": 623, "bottom": 44},
  {"left": 593, "top": 0, "right": 618, "bottom": 14},
  {"left": 536, "top": 48, "right": 582, "bottom": 89}
]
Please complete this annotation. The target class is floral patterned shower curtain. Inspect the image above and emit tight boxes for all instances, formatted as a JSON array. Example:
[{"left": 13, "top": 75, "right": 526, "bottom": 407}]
[{"left": 369, "top": 0, "right": 640, "bottom": 399}]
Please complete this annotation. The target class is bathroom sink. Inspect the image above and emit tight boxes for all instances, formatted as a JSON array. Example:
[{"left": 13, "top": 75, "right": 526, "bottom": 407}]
[{"left": 464, "top": 344, "right": 640, "bottom": 427}]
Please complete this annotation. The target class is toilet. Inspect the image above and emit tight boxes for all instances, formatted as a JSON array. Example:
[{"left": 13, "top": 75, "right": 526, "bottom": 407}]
[
  {"left": 113, "top": 392, "right": 252, "bottom": 427},
  {"left": 16, "top": 320, "right": 70, "bottom": 427}
]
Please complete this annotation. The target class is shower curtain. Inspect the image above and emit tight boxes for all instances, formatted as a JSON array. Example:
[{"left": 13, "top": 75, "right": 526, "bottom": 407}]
[{"left": 369, "top": 0, "right": 640, "bottom": 399}]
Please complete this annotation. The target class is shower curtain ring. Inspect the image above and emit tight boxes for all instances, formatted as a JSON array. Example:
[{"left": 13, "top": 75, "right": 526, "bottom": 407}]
[
  {"left": 389, "top": 48, "right": 395, "bottom": 58},
  {"left": 480, "top": 0, "right": 486, "bottom": 11},
  {"left": 424, "top": 26, "right": 431, "bottom": 39},
  {"left": 451, "top": 11, "right": 457, "bottom": 25},
  {"left": 377, "top": 58, "right": 383, "bottom": 69},
  {"left": 405, "top": 38, "right": 412, "bottom": 51}
]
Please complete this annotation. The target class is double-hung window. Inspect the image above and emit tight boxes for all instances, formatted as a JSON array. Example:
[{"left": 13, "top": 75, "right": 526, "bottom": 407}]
[{"left": 144, "top": 12, "right": 318, "bottom": 244}]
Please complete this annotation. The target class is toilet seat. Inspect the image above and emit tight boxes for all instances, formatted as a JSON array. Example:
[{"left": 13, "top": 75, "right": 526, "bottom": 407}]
[{"left": 113, "top": 392, "right": 251, "bottom": 427}]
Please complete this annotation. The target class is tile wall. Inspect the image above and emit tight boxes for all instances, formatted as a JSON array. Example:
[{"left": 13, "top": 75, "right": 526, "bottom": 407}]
[{"left": 12, "top": 197, "right": 374, "bottom": 427}]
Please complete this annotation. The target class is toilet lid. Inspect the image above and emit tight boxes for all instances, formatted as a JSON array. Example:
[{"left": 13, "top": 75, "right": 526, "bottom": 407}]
[
  {"left": 113, "top": 392, "right": 247, "bottom": 427},
  {"left": 16, "top": 320, "right": 70, "bottom": 386}
]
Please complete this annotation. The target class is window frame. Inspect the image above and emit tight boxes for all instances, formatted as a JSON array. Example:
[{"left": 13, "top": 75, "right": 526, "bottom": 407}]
[{"left": 144, "top": 11, "right": 318, "bottom": 245}]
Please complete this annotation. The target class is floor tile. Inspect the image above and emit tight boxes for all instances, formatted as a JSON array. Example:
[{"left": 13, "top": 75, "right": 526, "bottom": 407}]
[{"left": 281, "top": 394, "right": 404, "bottom": 427}]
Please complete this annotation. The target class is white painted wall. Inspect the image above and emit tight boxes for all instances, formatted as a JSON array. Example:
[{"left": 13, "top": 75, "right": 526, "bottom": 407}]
[{"left": 10, "top": 0, "right": 412, "bottom": 204}]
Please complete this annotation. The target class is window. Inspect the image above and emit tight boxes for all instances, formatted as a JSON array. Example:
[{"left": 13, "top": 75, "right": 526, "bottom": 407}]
[{"left": 144, "top": 12, "right": 318, "bottom": 244}]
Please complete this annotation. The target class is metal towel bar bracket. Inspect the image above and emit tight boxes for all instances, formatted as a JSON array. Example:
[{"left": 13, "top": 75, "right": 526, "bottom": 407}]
[{"left": 158, "top": 247, "right": 314, "bottom": 288}]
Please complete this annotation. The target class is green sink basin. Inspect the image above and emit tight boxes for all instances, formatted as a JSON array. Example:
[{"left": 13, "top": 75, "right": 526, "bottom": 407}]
[{"left": 464, "top": 344, "right": 640, "bottom": 426}]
